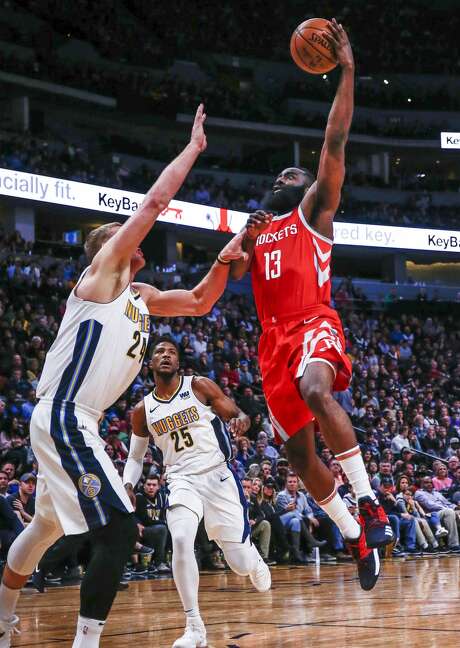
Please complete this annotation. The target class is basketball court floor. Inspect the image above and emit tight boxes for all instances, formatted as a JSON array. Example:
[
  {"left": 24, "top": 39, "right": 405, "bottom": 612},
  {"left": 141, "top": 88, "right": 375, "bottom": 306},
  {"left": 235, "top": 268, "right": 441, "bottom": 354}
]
[{"left": 15, "top": 557, "right": 460, "bottom": 646}]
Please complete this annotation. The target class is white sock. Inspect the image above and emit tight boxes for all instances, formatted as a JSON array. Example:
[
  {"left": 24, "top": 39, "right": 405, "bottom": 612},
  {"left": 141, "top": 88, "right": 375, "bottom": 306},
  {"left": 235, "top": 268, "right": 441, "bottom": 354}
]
[
  {"left": 317, "top": 490, "right": 361, "bottom": 541},
  {"left": 72, "top": 615, "right": 105, "bottom": 648},
  {"left": 335, "top": 446, "right": 377, "bottom": 501},
  {"left": 185, "top": 608, "right": 202, "bottom": 623},
  {"left": 0, "top": 583, "right": 21, "bottom": 621}
]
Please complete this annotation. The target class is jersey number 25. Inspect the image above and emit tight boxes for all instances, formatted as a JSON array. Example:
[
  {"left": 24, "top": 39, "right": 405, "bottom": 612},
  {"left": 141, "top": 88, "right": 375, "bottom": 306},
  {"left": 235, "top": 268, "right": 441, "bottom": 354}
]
[{"left": 171, "top": 427, "right": 194, "bottom": 452}]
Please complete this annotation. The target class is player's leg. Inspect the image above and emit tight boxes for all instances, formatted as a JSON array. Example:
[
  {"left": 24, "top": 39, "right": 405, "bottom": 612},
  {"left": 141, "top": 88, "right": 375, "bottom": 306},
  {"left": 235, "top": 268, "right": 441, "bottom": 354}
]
[
  {"left": 203, "top": 466, "right": 271, "bottom": 593},
  {"left": 72, "top": 508, "right": 137, "bottom": 648},
  {"left": 0, "top": 513, "right": 64, "bottom": 642},
  {"left": 166, "top": 505, "right": 206, "bottom": 648},
  {"left": 298, "top": 362, "right": 393, "bottom": 549},
  {"left": 285, "top": 424, "right": 361, "bottom": 541}
]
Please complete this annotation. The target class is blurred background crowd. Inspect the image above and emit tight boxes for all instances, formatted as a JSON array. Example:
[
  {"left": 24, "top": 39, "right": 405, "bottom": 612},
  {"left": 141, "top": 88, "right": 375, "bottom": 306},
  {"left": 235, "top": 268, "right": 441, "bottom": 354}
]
[{"left": 1, "top": 230, "right": 460, "bottom": 585}]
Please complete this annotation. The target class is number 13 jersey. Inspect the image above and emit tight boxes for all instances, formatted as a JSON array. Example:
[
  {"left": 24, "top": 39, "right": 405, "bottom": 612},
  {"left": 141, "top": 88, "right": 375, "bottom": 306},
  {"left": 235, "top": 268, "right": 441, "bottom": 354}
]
[
  {"left": 144, "top": 376, "right": 232, "bottom": 477},
  {"left": 37, "top": 270, "right": 150, "bottom": 416},
  {"left": 250, "top": 205, "right": 334, "bottom": 328}
]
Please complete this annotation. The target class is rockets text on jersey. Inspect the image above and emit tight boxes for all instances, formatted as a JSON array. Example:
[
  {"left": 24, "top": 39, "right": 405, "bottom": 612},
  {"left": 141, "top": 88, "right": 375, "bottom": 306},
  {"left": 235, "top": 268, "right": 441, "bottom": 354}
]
[
  {"left": 144, "top": 376, "right": 232, "bottom": 477},
  {"left": 250, "top": 205, "right": 333, "bottom": 327}
]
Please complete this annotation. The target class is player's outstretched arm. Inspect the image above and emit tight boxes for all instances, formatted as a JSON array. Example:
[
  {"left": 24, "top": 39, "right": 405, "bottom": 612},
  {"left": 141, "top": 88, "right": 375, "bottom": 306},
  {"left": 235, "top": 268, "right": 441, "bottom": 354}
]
[
  {"left": 192, "top": 376, "right": 250, "bottom": 436},
  {"left": 135, "top": 231, "right": 248, "bottom": 316},
  {"left": 230, "top": 211, "right": 273, "bottom": 280},
  {"left": 123, "top": 401, "right": 150, "bottom": 504},
  {"left": 93, "top": 104, "right": 207, "bottom": 276},
  {"left": 301, "top": 19, "right": 354, "bottom": 240}
]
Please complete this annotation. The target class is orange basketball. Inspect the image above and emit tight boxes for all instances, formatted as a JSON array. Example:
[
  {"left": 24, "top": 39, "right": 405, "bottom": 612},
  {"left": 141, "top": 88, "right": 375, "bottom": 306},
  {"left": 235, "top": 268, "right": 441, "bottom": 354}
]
[{"left": 290, "top": 17, "right": 338, "bottom": 75}]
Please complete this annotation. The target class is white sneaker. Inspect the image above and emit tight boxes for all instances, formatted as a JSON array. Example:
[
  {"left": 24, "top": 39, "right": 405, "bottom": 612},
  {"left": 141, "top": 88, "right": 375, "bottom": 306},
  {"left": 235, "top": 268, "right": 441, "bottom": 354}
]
[
  {"left": 435, "top": 526, "right": 449, "bottom": 538},
  {"left": 249, "top": 558, "right": 271, "bottom": 592},
  {"left": 172, "top": 618, "right": 207, "bottom": 648},
  {"left": 0, "top": 616, "right": 20, "bottom": 647}
]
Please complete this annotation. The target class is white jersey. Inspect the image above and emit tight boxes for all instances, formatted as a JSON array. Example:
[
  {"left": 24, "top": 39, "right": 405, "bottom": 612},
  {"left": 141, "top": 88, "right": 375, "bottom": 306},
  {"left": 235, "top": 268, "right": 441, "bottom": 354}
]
[
  {"left": 144, "top": 375, "right": 232, "bottom": 477},
  {"left": 37, "top": 269, "right": 150, "bottom": 416}
]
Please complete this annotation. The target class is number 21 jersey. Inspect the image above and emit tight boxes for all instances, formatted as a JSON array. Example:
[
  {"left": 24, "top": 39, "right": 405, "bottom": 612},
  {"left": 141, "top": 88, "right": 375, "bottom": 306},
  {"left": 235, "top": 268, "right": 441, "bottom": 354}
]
[
  {"left": 250, "top": 205, "right": 334, "bottom": 327},
  {"left": 144, "top": 376, "right": 232, "bottom": 477},
  {"left": 37, "top": 271, "right": 150, "bottom": 416}
]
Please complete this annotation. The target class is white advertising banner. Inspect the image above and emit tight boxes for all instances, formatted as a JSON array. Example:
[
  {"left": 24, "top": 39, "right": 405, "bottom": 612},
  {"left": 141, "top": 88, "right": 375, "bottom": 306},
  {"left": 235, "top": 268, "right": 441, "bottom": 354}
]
[
  {"left": 440, "top": 132, "right": 460, "bottom": 149},
  {"left": 0, "top": 167, "right": 458, "bottom": 253}
]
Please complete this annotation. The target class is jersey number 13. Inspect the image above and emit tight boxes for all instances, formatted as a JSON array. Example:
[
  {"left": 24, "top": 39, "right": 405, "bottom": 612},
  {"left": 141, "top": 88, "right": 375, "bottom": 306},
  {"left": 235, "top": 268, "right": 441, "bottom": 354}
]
[{"left": 264, "top": 250, "right": 281, "bottom": 280}]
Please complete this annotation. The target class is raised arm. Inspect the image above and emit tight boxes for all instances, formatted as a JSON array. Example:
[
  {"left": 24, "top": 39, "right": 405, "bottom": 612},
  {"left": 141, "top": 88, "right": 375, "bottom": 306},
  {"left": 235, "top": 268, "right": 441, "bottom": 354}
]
[
  {"left": 80, "top": 105, "right": 207, "bottom": 302},
  {"left": 301, "top": 19, "right": 354, "bottom": 239},
  {"left": 123, "top": 400, "right": 150, "bottom": 504},
  {"left": 135, "top": 230, "right": 248, "bottom": 316},
  {"left": 192, "top": 376, "right": 250, "bottom": 437}
]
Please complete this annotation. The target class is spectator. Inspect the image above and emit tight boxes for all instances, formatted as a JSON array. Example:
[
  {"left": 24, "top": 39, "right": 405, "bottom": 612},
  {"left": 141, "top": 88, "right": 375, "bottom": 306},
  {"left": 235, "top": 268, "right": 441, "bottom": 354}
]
[
  {"left": 276, "top": 474, "right": 325, "bottom": 563},
  {"left": 395, "top": 475, "right": 440, "bottom": 553},
  {"left": 0, "top": 493, "right": 24, "bottom": 559},
  {"left": 6, "top": 472, "right": 36, "bottom": 525},
  {"left": 242, "top": 478, "right": 271, "bottom": 563},
  {"left": 135, "top": 476, "right": 171, "bottom": 574},
  {"left": 0, "top": 471, "right": 9, "bottom": 496},
  {"left": 414, "top": 477, "right": 460, "bottom": 552},
  {"left": 432, "top": 464, "right": 453, "bottom": 493},
  {"left": 378, "top": 476, "right": 417, "bottom": 556},
  {"left": 259, "top": 477, "right": 290, "bottom": 563}
]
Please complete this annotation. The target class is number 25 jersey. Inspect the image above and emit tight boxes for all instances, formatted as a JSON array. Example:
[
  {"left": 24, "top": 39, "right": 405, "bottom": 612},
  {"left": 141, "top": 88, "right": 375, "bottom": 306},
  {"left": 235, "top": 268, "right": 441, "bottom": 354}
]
[
  {"left": 250, "top": 205, "right": 334, "bottom": 328},
  {"left": 144, "top": 376, "right": 232, "bottom": 477}
]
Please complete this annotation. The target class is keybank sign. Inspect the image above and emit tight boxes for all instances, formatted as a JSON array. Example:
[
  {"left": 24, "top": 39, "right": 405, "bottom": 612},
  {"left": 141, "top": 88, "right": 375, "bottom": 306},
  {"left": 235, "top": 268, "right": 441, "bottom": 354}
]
[
  {"left": 0, "top": 167, "right": 459, "bottom": 253},
  {"left": 440, "top": 132, "right": 460, "bottom": 149}
]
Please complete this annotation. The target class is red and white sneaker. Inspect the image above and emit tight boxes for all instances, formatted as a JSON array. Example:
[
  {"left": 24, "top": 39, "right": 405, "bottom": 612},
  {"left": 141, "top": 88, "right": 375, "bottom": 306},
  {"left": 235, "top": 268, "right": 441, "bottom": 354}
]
[
  {"left": 346, "top": 529, "right": 380, "bottom": 591},
  {"left": 358, "top": 496, "right": 394, "bottom": 549}
]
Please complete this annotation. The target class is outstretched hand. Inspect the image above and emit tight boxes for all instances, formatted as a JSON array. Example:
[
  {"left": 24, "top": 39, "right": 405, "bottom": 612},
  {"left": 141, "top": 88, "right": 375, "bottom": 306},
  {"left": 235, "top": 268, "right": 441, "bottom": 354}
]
[
  {"left": 246, "top": 210, "right": 273, "bottom": 240},
  {"left": 323, "top": 18, "right": 354, "bottom": 69},
  {"left": 219, "top": 231, "right": 249, "bottom": 263},
  {"left": 190, "top": 103, "right": 207, "bottom": 152}
]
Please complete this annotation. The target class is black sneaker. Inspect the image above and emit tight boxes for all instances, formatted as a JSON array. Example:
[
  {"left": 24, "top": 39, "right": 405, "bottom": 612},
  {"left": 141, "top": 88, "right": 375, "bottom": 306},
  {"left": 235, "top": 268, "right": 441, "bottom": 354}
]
[
  {"left": 358, "top": 497, "right": 394, "bottom": 549},
  {"left": 422, "top": 546, "right": 437, "bottom": 555},
  {"left": 448, "top": 545, "right": 460, "bottom": 554},
  {"left": 137, "top": 545, "right": 154, "bottom": 556},
  {"left": 345, "top": 529, "right": 380, "bottom": 591},
  {"left": 391, "top": 546, "right": 406, "bottom": 558},
  {"left": 32, "top": 569, "right": 46, "bottom": 593}
]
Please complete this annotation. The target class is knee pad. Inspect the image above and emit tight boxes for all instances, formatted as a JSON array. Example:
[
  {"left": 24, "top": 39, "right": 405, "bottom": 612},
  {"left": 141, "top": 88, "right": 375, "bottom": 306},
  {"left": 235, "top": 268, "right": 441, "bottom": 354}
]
[
  {"left": 8, "top": 514, "right": 63, "bottom": 576},
  {"left": 221, "top": 539, "right": 259, "bottom": 577},
  {"left": 94, "top": 510, "right": 137, "bottom": 559}
]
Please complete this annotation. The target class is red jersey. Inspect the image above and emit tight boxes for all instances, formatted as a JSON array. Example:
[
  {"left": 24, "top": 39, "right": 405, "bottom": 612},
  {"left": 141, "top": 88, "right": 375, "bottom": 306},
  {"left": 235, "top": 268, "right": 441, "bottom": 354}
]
[{"left": 250, "top": 205, "right": 333, "bottom": 328}]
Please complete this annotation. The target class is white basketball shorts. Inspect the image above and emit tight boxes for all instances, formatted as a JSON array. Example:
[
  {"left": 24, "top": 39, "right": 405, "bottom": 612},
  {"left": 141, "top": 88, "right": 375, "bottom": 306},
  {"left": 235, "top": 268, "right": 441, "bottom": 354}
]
[
  {"left": 166, "top": 463, "right": 250, "bottom": 543},
  {"left": 31, "top": 399, "right": 133, "bottom": 535}
]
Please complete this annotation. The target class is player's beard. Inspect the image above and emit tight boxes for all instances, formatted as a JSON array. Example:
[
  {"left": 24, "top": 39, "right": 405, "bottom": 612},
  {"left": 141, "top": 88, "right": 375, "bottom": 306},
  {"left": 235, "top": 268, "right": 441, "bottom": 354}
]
[{"left": 262, "top": 184, "right": 306, "bottom": 215}]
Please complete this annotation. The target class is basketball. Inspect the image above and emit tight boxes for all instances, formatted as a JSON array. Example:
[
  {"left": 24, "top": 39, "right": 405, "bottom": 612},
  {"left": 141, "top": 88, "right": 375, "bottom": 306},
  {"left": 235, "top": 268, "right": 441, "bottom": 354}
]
[{"left": 290, "top": 17, "right": 338, "bottom": 74}]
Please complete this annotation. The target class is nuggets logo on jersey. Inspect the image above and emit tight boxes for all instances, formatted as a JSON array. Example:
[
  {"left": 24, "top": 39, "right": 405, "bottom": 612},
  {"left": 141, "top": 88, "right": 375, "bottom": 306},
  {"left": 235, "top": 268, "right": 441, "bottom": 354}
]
[
  {"left": 124, "top": 300, "right": 150, "bottom": 333},
  {"left": 150, "top": 406, "right": 199, "bottom": 436},
  {"left": 144, "top": 376, "right": 233, "bottom": 477},
  {"left": 78, "top": 473, "right": 102, "bottom": 499}
]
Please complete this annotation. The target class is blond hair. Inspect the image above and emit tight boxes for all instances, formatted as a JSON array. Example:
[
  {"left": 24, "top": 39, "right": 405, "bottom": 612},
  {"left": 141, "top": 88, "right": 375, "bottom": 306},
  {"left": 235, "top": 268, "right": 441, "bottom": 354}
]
[{"left": 84, "top": 222, "right": 121, "bottom": 262}]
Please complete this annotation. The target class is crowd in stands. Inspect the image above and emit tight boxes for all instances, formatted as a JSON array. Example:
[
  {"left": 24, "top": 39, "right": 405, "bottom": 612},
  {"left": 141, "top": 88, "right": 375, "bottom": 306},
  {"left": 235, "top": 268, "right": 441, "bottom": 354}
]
[
  {"left": 2, "top": 0, "right": 460, "bottom": 124},
  {"left": 14, "top": 0, "right": 460, "bottom": 77},
  {"left": 1, "top": 232, "right": 460, "bottom": 583},
  {"left": 1, "top": 133, "right": 458, "bottom": 229}
]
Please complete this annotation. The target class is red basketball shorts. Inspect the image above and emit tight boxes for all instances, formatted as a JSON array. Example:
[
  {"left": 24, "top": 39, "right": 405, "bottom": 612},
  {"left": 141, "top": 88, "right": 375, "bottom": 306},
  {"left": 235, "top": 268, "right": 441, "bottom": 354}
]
[{"left": 258, "top": 310, "right": 352, "bottom": 443}]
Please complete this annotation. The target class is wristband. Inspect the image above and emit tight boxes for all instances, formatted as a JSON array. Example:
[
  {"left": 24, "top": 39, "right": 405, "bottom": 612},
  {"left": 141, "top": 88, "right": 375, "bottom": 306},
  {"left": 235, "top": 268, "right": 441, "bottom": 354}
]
[{"left": 217, "top": 254, "right": 231, "bottom": 265}]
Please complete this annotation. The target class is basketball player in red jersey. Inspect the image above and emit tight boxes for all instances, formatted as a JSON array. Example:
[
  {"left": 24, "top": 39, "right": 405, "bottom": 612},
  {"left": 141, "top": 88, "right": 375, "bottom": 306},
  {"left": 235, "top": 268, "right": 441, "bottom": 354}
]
[{"left": 232, "top": 19, "right": 393, "bottom": 590}]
